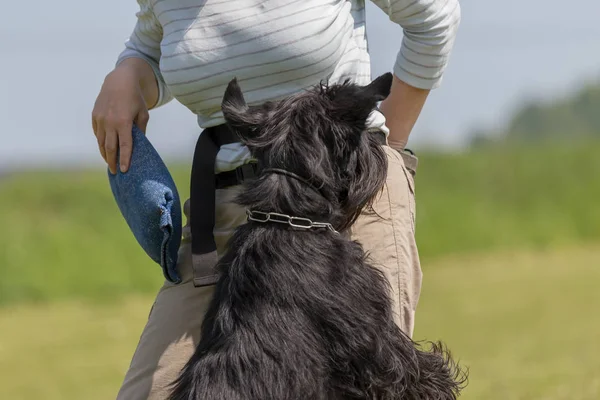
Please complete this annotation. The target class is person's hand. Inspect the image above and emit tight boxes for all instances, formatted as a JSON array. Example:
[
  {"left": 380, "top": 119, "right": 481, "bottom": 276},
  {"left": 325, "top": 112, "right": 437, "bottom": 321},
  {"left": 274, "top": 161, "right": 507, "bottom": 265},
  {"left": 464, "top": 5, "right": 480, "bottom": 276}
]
[{"left": 92, "top": 65, "right": 150, "bottom": 174}]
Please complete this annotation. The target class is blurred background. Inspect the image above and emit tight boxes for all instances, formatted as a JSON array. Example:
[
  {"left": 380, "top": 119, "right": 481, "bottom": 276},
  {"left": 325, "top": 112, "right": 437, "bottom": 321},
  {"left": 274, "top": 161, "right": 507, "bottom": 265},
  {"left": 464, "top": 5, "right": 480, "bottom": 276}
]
[{"left": 1, "top": 1, "right": 600, "bottom": 399}]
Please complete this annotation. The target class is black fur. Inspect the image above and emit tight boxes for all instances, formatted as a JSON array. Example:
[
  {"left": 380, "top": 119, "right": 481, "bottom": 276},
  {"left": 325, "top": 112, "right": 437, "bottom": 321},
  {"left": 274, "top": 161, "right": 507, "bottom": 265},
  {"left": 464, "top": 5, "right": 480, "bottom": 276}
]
[{"left": 169, "top": 73, "right": 467, "bottom": 400}]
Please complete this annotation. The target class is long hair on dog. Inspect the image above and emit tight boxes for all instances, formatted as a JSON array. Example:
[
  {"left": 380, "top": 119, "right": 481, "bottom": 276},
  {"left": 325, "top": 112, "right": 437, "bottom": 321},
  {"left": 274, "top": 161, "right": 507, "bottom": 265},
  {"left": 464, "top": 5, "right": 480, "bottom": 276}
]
[{"left": 169, "top": 73, "right": 466, "bottom": 400}]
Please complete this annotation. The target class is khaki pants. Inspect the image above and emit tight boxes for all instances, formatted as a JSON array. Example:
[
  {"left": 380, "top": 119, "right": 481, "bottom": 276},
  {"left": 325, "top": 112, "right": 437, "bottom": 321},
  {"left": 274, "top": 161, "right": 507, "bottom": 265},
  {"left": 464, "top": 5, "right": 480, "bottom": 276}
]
[{"left": 116, "top": 146, "right": 421, "bottom": 400}]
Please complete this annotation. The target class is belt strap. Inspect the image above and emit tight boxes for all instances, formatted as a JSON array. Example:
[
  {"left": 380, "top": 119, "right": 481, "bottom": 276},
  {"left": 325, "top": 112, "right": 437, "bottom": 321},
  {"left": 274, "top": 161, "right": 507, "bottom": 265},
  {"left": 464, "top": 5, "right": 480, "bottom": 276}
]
[
  {"left": 189, "top": 125, "right": 239, "bottom": 286},
  {"left": 190, "top": 128, "right": 218, "bottom": 255}
]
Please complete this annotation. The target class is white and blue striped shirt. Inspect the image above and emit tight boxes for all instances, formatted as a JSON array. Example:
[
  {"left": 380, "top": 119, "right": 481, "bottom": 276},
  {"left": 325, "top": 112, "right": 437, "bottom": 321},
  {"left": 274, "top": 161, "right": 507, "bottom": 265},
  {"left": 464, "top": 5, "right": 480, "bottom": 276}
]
[{"left": 117, "top": 0, "right": 461, "bottom": 172}]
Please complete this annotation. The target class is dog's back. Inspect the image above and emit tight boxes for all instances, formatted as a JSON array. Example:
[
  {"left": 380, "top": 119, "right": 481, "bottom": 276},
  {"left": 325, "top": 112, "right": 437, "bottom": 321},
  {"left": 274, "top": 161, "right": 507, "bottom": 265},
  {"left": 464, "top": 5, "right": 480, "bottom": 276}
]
[
  {"left": 169, "top": 223, "right": 363, "bottom": 400},
  {"left": 169, "top": 74, "right": 466, "bottom": 400}
]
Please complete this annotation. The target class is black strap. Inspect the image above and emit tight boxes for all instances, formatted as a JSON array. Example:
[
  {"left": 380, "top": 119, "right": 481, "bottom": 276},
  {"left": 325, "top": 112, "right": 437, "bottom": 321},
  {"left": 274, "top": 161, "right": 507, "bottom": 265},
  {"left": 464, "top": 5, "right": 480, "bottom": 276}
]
[
  {"left": 189, "top": 125, "right": 240, "bottom": 255},
  {"left": 209, "top": 124, "right": 239, "bottom": 146},
  {"left": 215, "top": 162, "right": 260, "bottom": 189},
  {"left": 190, "top": 128, "right": 219, "bottom": 255}
]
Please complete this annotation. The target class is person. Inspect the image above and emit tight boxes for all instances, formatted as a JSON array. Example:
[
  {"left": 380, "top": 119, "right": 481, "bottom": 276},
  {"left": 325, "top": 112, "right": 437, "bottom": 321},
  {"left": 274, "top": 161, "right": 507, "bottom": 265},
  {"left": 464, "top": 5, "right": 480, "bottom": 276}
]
[{"left": 92, "top": 1, "right": 461, "bottom": 398}]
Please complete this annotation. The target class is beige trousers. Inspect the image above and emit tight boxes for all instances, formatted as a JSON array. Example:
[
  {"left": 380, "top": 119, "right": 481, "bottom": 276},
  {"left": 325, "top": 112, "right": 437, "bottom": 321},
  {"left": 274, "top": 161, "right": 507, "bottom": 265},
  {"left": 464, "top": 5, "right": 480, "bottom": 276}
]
[{"left": 116, "top": 146, "right": 421, "bottom": 400}]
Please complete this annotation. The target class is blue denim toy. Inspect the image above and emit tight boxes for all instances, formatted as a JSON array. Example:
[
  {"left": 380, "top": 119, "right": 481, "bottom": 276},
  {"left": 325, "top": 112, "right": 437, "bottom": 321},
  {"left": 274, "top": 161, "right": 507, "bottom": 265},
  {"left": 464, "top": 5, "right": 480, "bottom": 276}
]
[{"left": 107, "top": 125, "right": 183, "bottom": 283}]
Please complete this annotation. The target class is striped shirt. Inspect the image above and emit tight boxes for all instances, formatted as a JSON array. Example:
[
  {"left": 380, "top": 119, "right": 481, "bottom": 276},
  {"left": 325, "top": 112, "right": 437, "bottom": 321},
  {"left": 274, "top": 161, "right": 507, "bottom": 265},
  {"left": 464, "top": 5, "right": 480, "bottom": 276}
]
[{"left": 117, "top": 0, "right": 461, "bottom": 173}]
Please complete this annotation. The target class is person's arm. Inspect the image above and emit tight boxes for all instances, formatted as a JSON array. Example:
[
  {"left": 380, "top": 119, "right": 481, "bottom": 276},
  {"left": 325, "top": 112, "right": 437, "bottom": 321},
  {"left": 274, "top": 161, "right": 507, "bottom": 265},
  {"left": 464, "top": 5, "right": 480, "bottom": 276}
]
[
  {"left": 116, "top": 0, "right": 172, "bottom": 110},
  {"left": 371, "top": 0, "right": 461, "bottom": 150},
  {"left": 92, "top": 0, "right": 170, "bottom": 173},
  {"left": 114, "top": 57, "right": 159, "bottom": 110}
]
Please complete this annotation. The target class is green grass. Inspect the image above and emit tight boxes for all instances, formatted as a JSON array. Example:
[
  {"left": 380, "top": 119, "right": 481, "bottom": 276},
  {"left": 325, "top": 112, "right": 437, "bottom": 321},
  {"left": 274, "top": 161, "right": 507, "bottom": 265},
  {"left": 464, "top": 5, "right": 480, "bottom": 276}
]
[
  {"left": 1, "top": 245, "right": 598, "bottom": 400},
  {"left": 0, "top": 296, "right": 152, "bottom": 400},
  {"left": 1, "top": 141, "right": 600, "bottom": 305},
  {"left": 415, "top": 142, "right": 600, "bottom": 258},
  {"left": 0, "top": 171, "right": 166, "bottom": 305},
  {"left": 415, "top": 245, "right": 600, "bottom": 399}
]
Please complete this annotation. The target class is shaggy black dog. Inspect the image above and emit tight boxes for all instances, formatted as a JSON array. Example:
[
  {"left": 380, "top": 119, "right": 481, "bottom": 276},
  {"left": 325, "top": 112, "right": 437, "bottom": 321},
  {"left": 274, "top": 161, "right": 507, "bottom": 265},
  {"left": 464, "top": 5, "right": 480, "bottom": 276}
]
[{"left": 169, "top": 73, "right": 466, "bottom": 400}]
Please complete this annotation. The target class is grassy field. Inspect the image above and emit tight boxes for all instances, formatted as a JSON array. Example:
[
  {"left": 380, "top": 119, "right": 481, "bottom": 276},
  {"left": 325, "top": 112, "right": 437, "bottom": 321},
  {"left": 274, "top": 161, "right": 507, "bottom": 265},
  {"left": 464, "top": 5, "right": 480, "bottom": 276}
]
[
  {"left": 415, "top": 142, "right": 600, "bottom": 258},
  {"left": 1, "top": 245, "right": 599, "bottom": 400},
  {"left": 2, "top": 141, "right": 600, "bottom": 306},
  {"left": 416, "top": 245, "right": 600, "bottom": 399},
  {"left": 1, "top": 142, "right": 600, "bottom": 398}
]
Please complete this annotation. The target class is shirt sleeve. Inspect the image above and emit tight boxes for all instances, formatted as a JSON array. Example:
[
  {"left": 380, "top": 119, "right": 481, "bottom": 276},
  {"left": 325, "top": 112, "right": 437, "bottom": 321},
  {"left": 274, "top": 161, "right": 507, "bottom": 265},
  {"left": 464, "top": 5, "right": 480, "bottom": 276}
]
[
  {"left": 116, "top": 0, "right": 173, "bottom": 107},
  {"left": 370, "top": 0, "right": 461, "bottom": 90}
]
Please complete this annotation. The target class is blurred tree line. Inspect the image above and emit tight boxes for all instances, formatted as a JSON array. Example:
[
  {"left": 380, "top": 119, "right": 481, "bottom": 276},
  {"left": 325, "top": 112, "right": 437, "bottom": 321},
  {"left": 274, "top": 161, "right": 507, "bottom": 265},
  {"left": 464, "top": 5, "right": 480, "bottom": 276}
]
[{"left": 471, "top": 79, "right": 600, "bottom": 146}]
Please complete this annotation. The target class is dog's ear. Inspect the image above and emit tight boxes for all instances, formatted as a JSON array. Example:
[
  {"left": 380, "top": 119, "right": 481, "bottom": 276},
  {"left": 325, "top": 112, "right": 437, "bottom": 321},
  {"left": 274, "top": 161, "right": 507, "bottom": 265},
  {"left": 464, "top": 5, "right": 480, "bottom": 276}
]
[
  {"left": 339, "top": 138, "right": 388, "bottom": 230},
  {"left": 328, "top": 73, "right": 394, "bottom": 130},
  {"left": 222, "top": 78, "right": 262, "bottom": 141},
  {"left": 360, "top": 72, "right": 393, "bottom": 102}
]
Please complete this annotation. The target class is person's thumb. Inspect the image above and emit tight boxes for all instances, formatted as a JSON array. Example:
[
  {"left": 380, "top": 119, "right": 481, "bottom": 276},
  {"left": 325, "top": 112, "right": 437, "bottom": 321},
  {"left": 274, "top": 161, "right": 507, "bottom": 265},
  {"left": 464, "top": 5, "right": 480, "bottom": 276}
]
[{"left": 135, "top": 107, "right": 150, "bottom": 134}]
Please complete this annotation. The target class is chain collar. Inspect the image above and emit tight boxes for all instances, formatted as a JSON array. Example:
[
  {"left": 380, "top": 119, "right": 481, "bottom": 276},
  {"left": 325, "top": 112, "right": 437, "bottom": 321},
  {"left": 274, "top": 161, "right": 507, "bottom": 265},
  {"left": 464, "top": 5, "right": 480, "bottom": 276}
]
[{"left": 246, "top": 210, "right": 339, "bottom": 234}]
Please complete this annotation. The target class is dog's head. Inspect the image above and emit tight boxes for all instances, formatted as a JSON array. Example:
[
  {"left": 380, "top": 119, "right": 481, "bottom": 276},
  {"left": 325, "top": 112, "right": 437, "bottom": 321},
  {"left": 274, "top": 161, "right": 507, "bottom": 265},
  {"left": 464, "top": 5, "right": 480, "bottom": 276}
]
[{"left": 222, "top": 73, "right": 393, "bottom": 230}]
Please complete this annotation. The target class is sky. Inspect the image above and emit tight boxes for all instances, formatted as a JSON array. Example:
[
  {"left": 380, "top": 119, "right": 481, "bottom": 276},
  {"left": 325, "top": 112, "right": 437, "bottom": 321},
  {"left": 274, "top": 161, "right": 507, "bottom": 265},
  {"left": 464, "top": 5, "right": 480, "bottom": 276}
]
[{"left": 1, "top": 0, "right": 599, "bottom": 168}]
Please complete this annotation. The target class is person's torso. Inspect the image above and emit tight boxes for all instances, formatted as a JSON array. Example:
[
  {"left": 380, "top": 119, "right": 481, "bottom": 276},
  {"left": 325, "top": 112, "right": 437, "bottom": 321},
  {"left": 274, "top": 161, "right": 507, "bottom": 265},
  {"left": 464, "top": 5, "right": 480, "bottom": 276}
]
[{"left": 151, "top": 0, "right": 375, "bottom": 172}]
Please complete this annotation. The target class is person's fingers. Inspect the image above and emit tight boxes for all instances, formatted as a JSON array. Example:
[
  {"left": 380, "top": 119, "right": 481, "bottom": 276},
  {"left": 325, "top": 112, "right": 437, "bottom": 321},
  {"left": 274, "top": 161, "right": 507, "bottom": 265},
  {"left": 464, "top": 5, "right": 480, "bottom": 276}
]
[
  {"left": 135, "top": 108, "right": 150, "bottom": 134},
  {"left": 118, "top": 122, "right": 133, "bottom": 173},
  {"left": 105, "top": 128, "right": 119, "bottom": 175},
  {"left": 92, "top": 115, "right": 98, "bottom": 136},
  {"left": 94, "top": 117, "right": 107, "bottom": 162}
]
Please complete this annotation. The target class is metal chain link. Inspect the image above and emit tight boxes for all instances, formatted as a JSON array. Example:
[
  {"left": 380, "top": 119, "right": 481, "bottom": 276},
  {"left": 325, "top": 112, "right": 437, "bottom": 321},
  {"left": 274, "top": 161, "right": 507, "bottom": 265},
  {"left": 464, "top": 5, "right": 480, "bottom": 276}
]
[{"left": 246, "top": 210, "right": 339, "bottom": 234}]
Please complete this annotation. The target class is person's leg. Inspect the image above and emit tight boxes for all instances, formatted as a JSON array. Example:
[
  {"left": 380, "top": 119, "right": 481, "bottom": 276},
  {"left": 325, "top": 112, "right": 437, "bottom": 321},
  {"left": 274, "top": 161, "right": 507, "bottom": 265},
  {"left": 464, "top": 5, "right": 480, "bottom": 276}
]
[
  {"left": 115, "top": 248, "right": 213, "bottom": 400},
  {"left": 116, "top": 146, "right": 421, "bottom": 398},
  {"left": 116, "top": 186, "right": 246, "bottom": 400},
  {"left": 349, "top": 146, "right": 421, "bottom": 337}
]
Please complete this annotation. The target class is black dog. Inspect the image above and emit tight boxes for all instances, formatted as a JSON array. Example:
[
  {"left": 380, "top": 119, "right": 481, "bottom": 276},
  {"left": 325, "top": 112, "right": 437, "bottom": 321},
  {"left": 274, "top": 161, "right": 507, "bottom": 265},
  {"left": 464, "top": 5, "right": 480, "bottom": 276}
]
[{"left": 169, "top": 73, "right": 466, "bottom": 400}]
